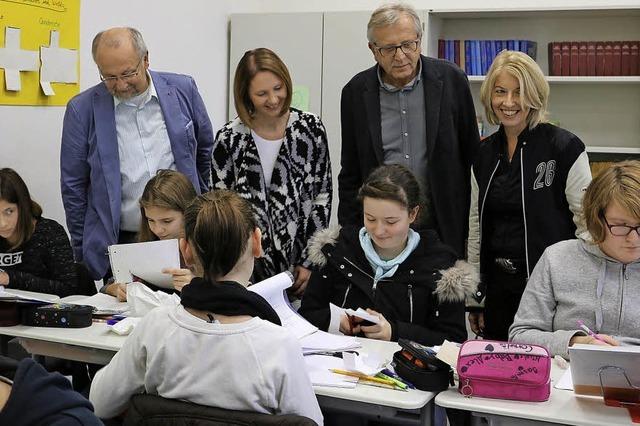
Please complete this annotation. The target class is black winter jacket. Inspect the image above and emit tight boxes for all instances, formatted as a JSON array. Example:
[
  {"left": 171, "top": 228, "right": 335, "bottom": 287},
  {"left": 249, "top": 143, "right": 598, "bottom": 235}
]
[{"left": 299, "top": 226, "right": 478, "bottom": 345}]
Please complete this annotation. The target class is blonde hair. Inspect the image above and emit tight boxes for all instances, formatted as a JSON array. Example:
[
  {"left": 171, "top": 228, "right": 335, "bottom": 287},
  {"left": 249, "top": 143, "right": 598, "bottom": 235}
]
[
  {"left": 583, "top": 160, "right": 640, "bottom": 244},
  {"left": 367, "top": 3, "right": 422, "bottom": 43},
  {"left": 138, "top": 170, "right": 197, "bottom": 242},
  {"left": 480, "top": 50, "right": 549, "bottom": 129},
  {"left": 233, "top": 48, "right": 292, "bottom": 127}
]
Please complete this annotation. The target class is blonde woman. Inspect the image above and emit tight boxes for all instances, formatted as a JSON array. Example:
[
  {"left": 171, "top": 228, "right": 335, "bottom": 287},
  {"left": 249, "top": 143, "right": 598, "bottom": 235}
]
[{"left": 467, "top": 50, "right": 592, "bottom": 340}]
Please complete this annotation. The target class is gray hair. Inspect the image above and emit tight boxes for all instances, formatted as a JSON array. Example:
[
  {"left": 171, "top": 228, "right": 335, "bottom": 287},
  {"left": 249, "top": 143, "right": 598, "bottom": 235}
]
[
  {"left": 367, "top": 3, "right": 422, "bottom": 44},
  {"left": 92, "top": 27, "right": 148, "bottom": 61}
]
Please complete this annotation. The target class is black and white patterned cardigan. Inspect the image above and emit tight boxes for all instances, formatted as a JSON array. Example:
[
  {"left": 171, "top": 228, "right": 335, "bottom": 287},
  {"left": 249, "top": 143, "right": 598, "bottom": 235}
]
[{"left": 211, "top": 108, "right": 332, "bottom": 280}]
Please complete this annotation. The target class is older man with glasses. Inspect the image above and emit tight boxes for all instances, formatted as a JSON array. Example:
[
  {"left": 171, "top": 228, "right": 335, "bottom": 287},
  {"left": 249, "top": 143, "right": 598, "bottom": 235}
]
[
  {"left": 338, "top": 3, "right": 480, "bottom": 259},
  {"left": 60, "top": 27, "right": 213, "bottom": 280}
]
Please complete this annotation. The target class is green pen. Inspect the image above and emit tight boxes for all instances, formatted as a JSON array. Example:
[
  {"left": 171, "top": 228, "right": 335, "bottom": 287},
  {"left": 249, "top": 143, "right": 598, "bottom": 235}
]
[{"left": 377, "top": 372, "right": 407, "bottom": 390}]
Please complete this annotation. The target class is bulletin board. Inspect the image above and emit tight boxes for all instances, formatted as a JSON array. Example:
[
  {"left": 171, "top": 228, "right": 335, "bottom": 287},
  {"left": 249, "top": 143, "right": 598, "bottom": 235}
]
[{"left": 0, "top": 0, "right": 80, "bottom": 106}]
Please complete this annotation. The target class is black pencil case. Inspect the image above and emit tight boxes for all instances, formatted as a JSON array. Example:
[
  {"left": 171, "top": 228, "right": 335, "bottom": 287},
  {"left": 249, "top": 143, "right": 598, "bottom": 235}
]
[
  {"left": 21, "top": 303, "right": 93, "bottom": 328},
  {"left": 393, "top": 351, "right": 454, "bottom": 392}
]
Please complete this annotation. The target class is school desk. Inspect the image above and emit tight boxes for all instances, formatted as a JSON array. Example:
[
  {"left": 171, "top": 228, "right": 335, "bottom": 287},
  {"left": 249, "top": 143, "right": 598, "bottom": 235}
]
[
  {"left": 0, "top": 321, "right": 435, "bottom": 425},
  {"left": 435, "top": 362, "right": 633, "bottom": 426}
]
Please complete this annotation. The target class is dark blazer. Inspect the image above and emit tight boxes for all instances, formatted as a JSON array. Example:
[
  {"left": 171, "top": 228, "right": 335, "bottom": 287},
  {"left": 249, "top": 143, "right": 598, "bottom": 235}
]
[
  {"left": 338, "top": 55, "right": 480, "bottom": 257},
  {"left": 60, "top": 71, "right": 213, "bottom": 279}
]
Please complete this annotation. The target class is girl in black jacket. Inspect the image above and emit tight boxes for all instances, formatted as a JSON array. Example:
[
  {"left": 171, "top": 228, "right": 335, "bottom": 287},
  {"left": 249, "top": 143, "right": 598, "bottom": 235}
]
[
  {"left": 300, "top": 164, "right": 478, "bottom": 345},
  {"left": 0, "top": 168, "right": 78, "bottom": 297}
]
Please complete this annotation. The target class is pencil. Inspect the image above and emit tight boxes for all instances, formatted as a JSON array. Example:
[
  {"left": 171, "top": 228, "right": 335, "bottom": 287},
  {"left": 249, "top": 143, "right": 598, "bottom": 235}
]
[{"left": 330, "top": 369, "right": 396, "bottom": 386}]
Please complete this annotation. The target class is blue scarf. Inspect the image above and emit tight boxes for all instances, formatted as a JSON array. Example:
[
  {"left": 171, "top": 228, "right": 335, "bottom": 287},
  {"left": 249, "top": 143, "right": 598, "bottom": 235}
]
[{"left": 358, "top": 227, "right": 420, "bottom": 287}]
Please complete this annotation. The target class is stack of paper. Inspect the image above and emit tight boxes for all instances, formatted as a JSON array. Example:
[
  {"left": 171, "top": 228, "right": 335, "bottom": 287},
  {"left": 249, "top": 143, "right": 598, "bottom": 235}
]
[
  {"left": 300, "top": 330, "right": 360, "bottom": 355},
  {"left": 304, "top": 355, "right": 358, "bottom": 388},
  {"left": 65, "top": 293, "right": 130, "bottom": 315},
  {"left": 249, "top": 273, "right": 360, "bottom": 352},
  {"left": 0, "top": 287, "right": 60, "bottom": 303}
]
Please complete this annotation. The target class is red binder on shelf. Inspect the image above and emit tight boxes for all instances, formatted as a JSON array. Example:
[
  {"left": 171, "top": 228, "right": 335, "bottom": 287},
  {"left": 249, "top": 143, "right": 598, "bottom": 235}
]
[
  {"left": 438, "top": 39, "right": 445, "bottom": 59},
  {"left": 630, "top": 41, "right": 639, "bottom": 76},
  {"left": 603, "top": 41, "right": 614, "bottom": 76},
  {"left": 586, "top": 42, "right": 596, "bottom": 76},
  {"left": 612, "top": 41, "right": 622, "bottom": 76},
  {"left": 570, "top": 42, "right": 579, "bottom": 76},
  {"left": 595, "top": 42, "right": 606, "bottom": 76},
  {"left": 578, "top": 42, "right": 587, "bottom": 76},
  {"left": 548, "top": 42, "right": 562, "bottom": 76},
  {"left": 621, "top": 41, "right": 631, "bottom": 76},
  {"left": 561, "top": 42, "right": 571, "bottom": 76}
]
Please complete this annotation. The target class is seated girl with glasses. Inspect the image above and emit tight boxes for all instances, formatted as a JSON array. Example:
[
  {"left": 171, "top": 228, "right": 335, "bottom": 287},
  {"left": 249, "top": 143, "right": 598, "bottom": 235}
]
[
  {"left": 510, "top": 160, "right": 640, "bottom": 358},
  {"left": 299, "top": 164, "right": 478, "bottom": 346},
  {"left": 90, "top": 189, "right": 322, "bottom": 424}
]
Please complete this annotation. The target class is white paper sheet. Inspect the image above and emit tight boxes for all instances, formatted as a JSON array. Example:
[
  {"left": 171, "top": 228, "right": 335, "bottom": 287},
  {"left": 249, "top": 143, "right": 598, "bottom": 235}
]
[
  {"left": 345, "top": 307, "right": 381, "bottom": 325},
  {"left": 249, "top": 272, "right": 318, "bottom": 339},
  {"left": 555, "top": 368, "right": 574, "bottom": 390},
  {"left": 108, "top": 239, "right": 180, "bottom": 289},
  {"left": 300, "top": 329, "right": 360, "bottom": 354},
  {"left": 39, "top": 30, "right": 78, "bottom": 95},
  {"left": 0, "top": 27, "right": 39, "bottom": 91},
  {"left": 304, "top": 355, "right": 358, "bottom": 388},
  {"left": 343, "top": 351, "right": 385, "bottom": 376}
]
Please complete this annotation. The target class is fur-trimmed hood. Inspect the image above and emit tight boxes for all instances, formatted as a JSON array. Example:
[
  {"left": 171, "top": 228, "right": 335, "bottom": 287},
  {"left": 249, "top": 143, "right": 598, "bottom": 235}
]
[{"left": 306, "top": 225, "right": 479, "bottom": 303}]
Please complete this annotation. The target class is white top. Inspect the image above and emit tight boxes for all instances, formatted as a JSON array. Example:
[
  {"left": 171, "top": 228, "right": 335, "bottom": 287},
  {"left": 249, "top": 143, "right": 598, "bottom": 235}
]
[
  {"left": 251, "top": 130, "right": 283, "bottom": 188},
  {"left": 89, "top": 305, "right": 323, "bottom": 424},
  {"left": 114, "top": 72, "right": 175, "bottom": 232}
]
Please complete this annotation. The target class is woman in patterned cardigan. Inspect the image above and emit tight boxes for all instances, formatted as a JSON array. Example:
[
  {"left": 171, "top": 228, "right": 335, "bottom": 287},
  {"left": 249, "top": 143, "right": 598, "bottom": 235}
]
[{"left": 211, "top": 48, "right": 331, "bottom": 295}]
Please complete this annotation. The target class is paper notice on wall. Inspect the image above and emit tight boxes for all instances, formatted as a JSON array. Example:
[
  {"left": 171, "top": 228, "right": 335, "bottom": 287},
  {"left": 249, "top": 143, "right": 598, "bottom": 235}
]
[
  {"left": 0, "top": 27, "right": 40, "bottom": 91},
  {"left": 40, "top": 30, "right": 78, "bottom": 96}
]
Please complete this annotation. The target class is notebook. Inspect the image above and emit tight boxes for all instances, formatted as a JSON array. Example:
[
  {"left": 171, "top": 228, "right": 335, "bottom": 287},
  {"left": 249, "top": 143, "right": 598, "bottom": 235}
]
[
  {"left": 107, "top": 239, "right": 180, "bottom": 289},
  {"left": 569, "top": 343, "right": 640, "bottom": 401}
]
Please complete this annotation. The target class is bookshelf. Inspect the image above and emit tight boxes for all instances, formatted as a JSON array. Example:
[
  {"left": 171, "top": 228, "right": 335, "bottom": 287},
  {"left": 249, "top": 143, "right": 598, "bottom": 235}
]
[{"left": 424, "top": 7, "right": 640, "bottom": 152}]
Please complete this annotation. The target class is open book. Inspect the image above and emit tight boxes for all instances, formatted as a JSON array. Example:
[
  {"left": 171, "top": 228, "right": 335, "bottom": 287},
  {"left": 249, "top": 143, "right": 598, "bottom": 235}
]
[
  {"left": 248, "top": 272, "right": 360, "bottom": 353},
  {"left": 0, "top": 287, "right": 60, "bottom": 304},
  {"left": 108, "top": 239, "right": 180, "bottom": 289}
]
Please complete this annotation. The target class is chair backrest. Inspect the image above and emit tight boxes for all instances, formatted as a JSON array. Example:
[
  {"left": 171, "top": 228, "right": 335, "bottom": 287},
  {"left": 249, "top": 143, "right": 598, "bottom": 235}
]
[{"left": 122, "top": 394, "right": 318, "bottom": 426}]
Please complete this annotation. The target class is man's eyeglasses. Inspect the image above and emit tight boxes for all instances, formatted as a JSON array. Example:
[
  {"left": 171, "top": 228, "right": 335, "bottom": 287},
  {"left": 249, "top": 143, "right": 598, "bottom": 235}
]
[
  {"left": 100, "top": 58, "right": 143, "bottom": 83},
  {"left": 374, "top": 39, "right": 420, "bottom": 57},
  {"left": 604, "top": 217, "right": 640, "bottom": 237}
]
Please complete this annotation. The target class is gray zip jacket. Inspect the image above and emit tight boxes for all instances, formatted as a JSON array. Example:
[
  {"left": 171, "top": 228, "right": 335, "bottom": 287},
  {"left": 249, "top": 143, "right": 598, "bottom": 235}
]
[{"left": 509, "top": 238, "right": 640, "bottom": 358}]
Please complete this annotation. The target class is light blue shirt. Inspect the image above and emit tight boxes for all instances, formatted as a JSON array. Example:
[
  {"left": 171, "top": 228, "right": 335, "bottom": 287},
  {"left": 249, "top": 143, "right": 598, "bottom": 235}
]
[{"left": 114, "top": 73, "right": 175, "bottom": 232}]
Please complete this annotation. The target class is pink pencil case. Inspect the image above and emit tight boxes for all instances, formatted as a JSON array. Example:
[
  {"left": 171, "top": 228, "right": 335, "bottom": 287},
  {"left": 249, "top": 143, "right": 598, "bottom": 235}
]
[{"left": 456, "top": 339, "right": 551, "bottom": 402}]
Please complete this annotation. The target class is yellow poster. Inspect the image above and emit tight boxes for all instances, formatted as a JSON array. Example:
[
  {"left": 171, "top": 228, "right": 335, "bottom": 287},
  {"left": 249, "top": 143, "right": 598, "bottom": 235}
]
[{"left": 0, "top": 0, "right": 80, "bottom": 106}]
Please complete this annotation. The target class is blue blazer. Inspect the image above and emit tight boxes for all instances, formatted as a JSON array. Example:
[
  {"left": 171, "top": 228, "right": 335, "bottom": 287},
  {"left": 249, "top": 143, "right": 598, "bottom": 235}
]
[{"left": 60, "top": 71, "right": 213, "bottom": 279}]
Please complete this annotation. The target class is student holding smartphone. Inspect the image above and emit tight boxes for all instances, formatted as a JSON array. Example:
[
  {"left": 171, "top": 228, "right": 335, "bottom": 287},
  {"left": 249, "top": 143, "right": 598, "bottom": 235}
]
[{"left": 300, "top": 164, "right": 478, "bottom": 346}]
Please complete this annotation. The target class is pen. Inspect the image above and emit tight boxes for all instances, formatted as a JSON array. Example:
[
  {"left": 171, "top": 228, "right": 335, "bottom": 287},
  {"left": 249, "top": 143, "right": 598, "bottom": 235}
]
[
  {"left": 376, "top": 372, "right": 407, "bottom": 390},
  {"left": 330, "top": 369, "right": 396, "bottom": 387},
  {"left": 381, "top": 368, "right": 416, "bottom": 389},
  {"left": 577, "top": 320, "right": 608, "bottom": 344}
]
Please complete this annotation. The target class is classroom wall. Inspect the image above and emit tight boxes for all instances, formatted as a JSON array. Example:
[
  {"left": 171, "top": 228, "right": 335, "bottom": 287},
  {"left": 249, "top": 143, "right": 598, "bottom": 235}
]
[{"left": 1, "top": 0, "right": 638, "bottom": 231}]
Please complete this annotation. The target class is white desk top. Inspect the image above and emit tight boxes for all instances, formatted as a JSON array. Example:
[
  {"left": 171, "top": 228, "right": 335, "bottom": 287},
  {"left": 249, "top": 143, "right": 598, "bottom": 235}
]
[
  {"left": 0, "top": 322, "right": 126, "bottom": 352},
  {"left": 435, "top": 363, "right": 632, "bottom": 425},
  {"left": 314, "top": 337, "right": 435, "bottom": 411},
  {"left": 0, "top": 317, "right": 433, "bottom": 412}
]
